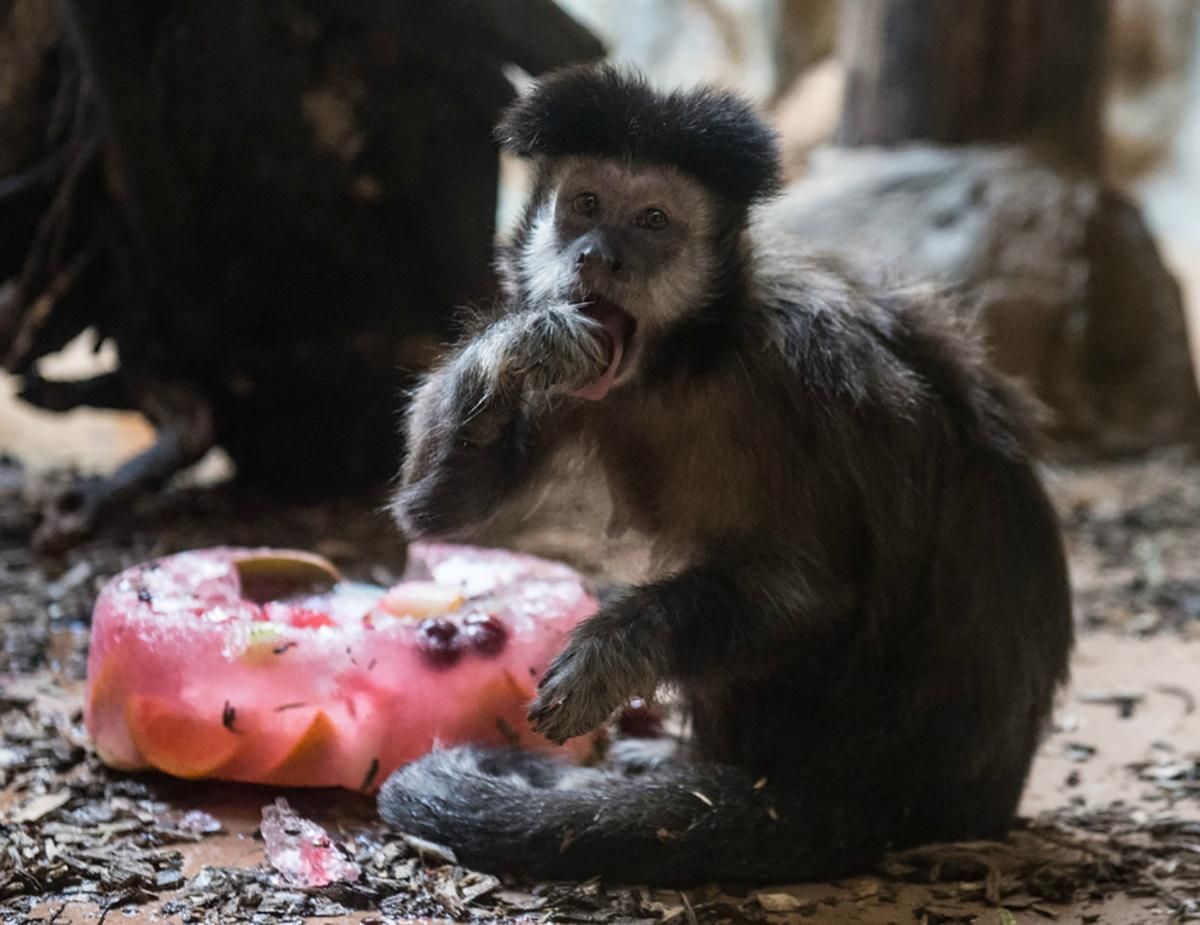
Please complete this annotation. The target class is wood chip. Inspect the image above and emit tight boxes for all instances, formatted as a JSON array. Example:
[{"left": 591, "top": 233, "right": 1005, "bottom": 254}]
[
  {"left": 12, "top": 790, "right": 71, "bottom": 822},
  {"left": 401, "top": 833, "right": 457, "bottom": 866},
  {"left": 754, "top": 891, "right": 811, "bottom": 912}
]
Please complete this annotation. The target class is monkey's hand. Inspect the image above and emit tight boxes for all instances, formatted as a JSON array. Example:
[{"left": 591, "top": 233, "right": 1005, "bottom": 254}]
[
  {"left": 504, "top": 305, "right": 610, "bottom": 396},
  {"left": 528, "top": 606, "right": 657, "bottom": 744},
  {"left": 392, "top": 305, "right": 605, "bottom": 540}
]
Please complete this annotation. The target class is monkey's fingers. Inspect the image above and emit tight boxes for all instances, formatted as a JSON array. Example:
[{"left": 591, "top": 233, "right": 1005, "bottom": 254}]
[
  {"left": 527, "top": 696, "right": 568, "bottom": 743},
  {"left": 536, "top": 656, "right": 569, "bottom": 691},
  {"left": 529, "top": 679, "right": 621, "bottom": 744}
]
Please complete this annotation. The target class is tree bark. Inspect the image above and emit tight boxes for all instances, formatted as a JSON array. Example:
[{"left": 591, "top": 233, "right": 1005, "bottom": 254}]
[
  {"left": 0, "top": 0, "right": 604, "bottom": 550},
  {"left": 836, "top": 0, "right": 1110, "bottom": 173}
]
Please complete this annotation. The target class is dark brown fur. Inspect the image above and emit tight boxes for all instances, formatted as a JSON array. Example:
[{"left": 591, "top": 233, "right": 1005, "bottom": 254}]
[{"left": 379, "top": 68, "right": 1073, "bottom": 887}]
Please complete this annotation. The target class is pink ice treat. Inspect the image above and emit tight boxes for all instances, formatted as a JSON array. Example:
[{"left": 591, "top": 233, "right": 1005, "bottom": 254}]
[{"left": 85, "top": 543, "right": 598, "bottom": 790}]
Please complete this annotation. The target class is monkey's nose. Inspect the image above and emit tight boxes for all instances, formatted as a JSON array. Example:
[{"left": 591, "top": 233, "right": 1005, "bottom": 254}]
[{"left": 576, "top": 243, "right": 622, "bottom": 274}]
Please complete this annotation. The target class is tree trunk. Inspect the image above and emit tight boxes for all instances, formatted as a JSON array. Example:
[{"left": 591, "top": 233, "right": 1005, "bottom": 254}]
[
  {"left": 836, "top": 0, "right": 1110, "bottom": 173},
  {"left": 0, "top": 0, "right": 603, "bottom": 550}
]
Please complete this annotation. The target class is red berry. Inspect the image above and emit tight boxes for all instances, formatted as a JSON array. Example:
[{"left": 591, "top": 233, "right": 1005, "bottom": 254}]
[
  {"left": 416, "top": 618, "right": 463, "bottom": 668},
  {"left": 463, "top": 614, "right": 508, "bottom": 657},
  {"left": 288, "top": 608, "right": 336, "bottom": 629}
]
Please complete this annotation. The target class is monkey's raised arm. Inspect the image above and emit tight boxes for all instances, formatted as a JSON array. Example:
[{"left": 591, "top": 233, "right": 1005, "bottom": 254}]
[
  {"left": 528, "top": 550, "right": 860, "bottom": 743},
  {"left": 391, "top": 305, "right": 607, "bottom": 539}
]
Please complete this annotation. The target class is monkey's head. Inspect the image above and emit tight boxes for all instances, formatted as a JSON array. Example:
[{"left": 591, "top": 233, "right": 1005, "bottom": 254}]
[{"left": 497, "top": 66, "right": 781, "bottom": 394}]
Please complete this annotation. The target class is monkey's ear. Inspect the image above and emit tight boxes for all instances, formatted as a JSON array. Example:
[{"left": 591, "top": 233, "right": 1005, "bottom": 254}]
[{"left": 495, "top": 64, "right": 782, "bottom": 207}]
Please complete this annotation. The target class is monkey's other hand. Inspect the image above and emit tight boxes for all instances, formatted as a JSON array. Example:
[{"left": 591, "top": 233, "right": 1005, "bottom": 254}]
[
  {"left": 528, "top": 614, "right": 654, "bottom": 744},
  {"left": 507, "top": 306, "right": 609, "bottom": 395}
]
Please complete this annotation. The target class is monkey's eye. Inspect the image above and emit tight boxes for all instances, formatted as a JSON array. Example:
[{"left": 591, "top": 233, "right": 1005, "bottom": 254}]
[
  {"left": 637, "top": 207, "right": 670, "bottom": 230},
  {"left": 572, "top": 192, "right": 599, "bottom": 216}
]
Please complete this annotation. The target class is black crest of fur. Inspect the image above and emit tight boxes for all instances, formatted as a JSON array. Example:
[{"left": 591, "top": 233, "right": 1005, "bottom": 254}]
[{"left": 496, "top": 64, "right": 782, "bottom": 206}]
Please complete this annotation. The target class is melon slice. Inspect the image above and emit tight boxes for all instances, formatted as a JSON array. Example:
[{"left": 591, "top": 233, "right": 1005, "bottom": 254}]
[{"left": 233, "top": 551, "right": 341, "bottom": 603}]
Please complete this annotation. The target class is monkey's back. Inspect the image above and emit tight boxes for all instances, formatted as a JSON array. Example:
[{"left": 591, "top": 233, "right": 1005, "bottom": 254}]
[{"left": 634, "top": 254, "right": 1073, "bottom": 853}]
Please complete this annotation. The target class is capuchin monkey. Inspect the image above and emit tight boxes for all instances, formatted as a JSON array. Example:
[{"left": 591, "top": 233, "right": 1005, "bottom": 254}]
[{"left": 379, "top": 65, "right": 1073, "bottom": 886}]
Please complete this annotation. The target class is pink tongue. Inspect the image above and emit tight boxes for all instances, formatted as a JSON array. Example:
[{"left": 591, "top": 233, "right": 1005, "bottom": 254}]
[{"left": 568, "top": 312, "right": 626, "bottom": 401}]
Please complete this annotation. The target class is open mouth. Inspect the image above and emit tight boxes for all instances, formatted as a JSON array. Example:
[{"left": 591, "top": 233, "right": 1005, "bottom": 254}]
[{"left": 568, "top": 296, "right": 636, "bottom": 402}]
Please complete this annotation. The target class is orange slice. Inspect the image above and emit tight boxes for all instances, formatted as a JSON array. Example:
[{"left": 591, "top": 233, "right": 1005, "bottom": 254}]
[
  {"left": 125, "top": 695, "right": 242, "bottom": 779},
  {"left": 445, "top": 670, "right": 535, "bottom": 745},
  {"left": 262, "top": 710, "right": 339, "bottom": 786},
  {"left": 86, "top": 654, "right": 126, "bottom": 723},
  {"left": 87, "top": 655, "right": 147, "bottom": 772}
]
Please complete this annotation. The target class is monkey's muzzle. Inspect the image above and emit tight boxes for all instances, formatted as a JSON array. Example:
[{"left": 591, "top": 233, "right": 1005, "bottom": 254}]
[{"left": 568, "top": 298, "right": 634, "bottom": 401}]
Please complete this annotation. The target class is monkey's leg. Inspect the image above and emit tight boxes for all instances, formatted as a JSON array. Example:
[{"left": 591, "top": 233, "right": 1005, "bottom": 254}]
[
  {"left": 529, "top": 552, "right": 857, "bottom": 743},
  {"left": 33, "top": 382, "right": 213, "bottom": 552}
]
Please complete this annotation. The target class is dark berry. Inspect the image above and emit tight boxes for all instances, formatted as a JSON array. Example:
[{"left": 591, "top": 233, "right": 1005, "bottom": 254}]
[
  {"left": 463, "top": 614, "right": 508, "bottom": 657},
  {"left": 617, "top": 698, "right": 663, "bottom": 738},
  {"left": 416, "top": 618, "right": 463, "bottom": 669}
]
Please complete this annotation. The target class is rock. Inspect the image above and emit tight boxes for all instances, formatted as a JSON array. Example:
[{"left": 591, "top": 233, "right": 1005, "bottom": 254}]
[{"left": 767, "top": 144, "right": 1200, "bottom": 454}]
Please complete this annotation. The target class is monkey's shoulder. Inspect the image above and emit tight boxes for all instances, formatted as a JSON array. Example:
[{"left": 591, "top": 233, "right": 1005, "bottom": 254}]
[{"left": 747, "top": 258, "right": 1040, "bottom": 457}]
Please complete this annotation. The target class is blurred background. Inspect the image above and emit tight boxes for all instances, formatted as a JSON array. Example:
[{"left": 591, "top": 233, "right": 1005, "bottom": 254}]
[{"left": 2, "top": 0, "right": 1198, "bottom": 542}]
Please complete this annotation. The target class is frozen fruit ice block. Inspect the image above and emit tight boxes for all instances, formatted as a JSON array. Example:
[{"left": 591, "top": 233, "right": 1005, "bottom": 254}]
[{"left": 85, "top": 543, "right": 598, "bottom": 790}]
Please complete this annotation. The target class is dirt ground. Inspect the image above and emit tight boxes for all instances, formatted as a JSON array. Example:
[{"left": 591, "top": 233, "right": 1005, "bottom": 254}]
[{"left": 1, "top": 451, "right": 1199, "bottom": 924}]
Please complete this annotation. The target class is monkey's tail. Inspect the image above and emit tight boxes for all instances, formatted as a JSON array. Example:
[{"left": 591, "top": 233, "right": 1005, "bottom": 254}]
[{"left": 377, "top": 745, "right": 877, "bottom": 885}]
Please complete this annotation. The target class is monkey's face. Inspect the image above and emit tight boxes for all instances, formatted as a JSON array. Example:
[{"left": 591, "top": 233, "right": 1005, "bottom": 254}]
[{"left": 517, "top": 157, "right": 719, "bottom": 388}]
